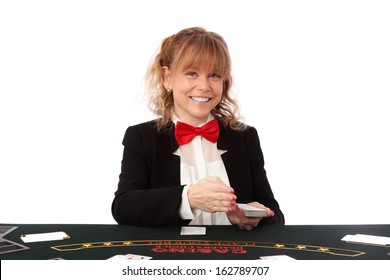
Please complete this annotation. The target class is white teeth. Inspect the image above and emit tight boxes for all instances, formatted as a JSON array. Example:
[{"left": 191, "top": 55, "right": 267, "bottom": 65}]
[{"left": 191, "top": 97, "right": 210, "bottom": 103}]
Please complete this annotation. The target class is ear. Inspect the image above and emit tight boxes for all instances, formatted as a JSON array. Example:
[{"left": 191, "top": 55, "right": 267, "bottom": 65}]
[{"left": 162, "top": 66, "right": 172, "bottom": 90}]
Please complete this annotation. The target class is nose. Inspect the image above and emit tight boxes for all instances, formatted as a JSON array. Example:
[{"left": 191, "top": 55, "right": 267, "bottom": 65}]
[{"left": 196, "top": 75, "right": 211, "bottom": 92}]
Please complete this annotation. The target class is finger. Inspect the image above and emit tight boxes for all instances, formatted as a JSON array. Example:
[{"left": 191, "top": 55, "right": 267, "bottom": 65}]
[
  {"left": 248, "top": 202, "right": 275, "bottom": 217},
  {"left": 212, "top": 183, "right": 235, "bottom": 194},
  {"left": 223, "top": 193, "right": 237, "bottom": 202},
  {"left": 210, "top": 205, "right": 234, "bottom": 213},
  {"left": 204, "top": 190, "right": 236, "bottom": 203},
  {"left": 261, "top": 207, "right": 274, "bottom": 217},
  {"left": 244, "top": 225, "right": 253, "bottom": 231},
  {"left": 210, "top": 198, "right": 237, "bottom": 211}
]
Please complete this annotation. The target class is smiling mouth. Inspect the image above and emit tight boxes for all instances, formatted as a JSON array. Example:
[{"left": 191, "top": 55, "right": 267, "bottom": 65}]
[{"left": 190, "top": 96, "right": 211, "bottom": 103}]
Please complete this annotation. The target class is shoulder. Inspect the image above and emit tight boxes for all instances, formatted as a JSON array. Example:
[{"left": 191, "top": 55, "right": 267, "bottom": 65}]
[
  {"left": 219, "top": 121, "right": 258, "bottom": 138},
  {"left": 122, "top": 119, "right": 173, "bottom": 146},
  {"left": 124, "top": 119, "right": 157, "bottom": 133},
  {"left": 217, "top": 121, "right": 261, "bottom": 152}
]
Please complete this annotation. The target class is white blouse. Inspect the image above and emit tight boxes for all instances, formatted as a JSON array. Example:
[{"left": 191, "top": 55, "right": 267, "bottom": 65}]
[{"left": 173, "top": 115, "right": 232, "bottom": 225}]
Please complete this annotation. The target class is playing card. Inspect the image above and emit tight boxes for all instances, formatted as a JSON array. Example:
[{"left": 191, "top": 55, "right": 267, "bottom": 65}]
[
  {"left": 20, "top": 231, "right": 69, "bottom": 243},
  {"left": 180, "top": 226, "right": 206, "bottom": 235},
  {"left": 260, "top": 255, "right": 296, "bottom": 260},
  {"left": 341, "top": 234, "right": 390, "bottom": 246},
  {"left": 107, "top": 254, "right": 152, "bottom": 260}
]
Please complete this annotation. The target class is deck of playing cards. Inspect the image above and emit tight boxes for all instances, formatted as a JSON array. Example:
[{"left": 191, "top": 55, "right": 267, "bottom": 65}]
[{"left": 238, "top": 204, "right": 267, "bottom": 218}]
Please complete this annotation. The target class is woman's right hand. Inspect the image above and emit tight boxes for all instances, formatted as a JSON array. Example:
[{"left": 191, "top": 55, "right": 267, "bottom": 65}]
[{"left": 187, "top": 176, "right": 236, "bottom": 213}]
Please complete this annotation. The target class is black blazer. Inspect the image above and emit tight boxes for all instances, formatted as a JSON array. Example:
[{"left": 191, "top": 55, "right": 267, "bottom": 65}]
[{"left": 112, "top": 120, "right": 284, "bottom": 226}]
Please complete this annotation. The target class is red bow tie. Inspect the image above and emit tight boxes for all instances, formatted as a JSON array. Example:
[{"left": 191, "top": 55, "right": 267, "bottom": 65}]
[{"left": 175, "top": 119, "right": 220, "bottom": 146}]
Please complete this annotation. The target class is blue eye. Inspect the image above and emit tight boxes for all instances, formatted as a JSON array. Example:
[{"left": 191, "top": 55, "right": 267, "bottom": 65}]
[
  {"left": 209, "top": 73, "right": 222, "bottom": 79},
  {"left": 186, "top": 71, "right": 197, "bottom": 77}
]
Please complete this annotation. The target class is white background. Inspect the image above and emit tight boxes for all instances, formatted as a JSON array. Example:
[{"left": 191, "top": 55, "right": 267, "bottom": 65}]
[
  {"left": 1, "top": 0, "right": 389, "bottom": 225},
  {"left": 2, "top": 260, "right": 390, "bottom": 280}
]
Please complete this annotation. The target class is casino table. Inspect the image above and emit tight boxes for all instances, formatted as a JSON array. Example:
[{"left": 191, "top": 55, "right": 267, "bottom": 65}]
[{"left": 1, "top": 224, "right": 389, "bottom": 260}]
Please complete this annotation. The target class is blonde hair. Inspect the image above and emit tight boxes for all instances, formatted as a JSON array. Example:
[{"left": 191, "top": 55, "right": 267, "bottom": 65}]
[{"left": 145, "top": 27, "right": 244, "bottom": 130}]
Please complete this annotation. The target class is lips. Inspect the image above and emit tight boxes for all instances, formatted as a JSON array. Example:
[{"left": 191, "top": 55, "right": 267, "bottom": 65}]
[{"left": 190, "top": 96, "right": 211, "bottom": 103}]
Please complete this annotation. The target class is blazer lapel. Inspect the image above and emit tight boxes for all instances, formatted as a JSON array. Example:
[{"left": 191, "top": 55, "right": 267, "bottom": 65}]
[
  {"left": 163, "top": 122, "right": 181, "bottom": 186},
  {"left": 217, "top": 124, "right": 241, "bottom": 184},
  {"left": 166, "top": 121, "right": 179, "bottom": 153}
]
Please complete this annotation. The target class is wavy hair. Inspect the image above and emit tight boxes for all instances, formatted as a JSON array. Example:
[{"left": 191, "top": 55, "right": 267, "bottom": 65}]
[{"left": 145, "top": 27, "right": 244, "bottom": 131}]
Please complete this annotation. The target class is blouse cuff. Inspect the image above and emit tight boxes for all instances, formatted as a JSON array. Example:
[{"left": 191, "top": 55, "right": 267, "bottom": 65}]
[{"left": 179, "top": 185, "right": 197, "bottom": 220}]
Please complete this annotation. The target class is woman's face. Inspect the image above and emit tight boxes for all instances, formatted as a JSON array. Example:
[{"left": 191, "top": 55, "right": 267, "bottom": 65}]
[{"left": 163, "top": 65, "right": 223, "bottom": 126}]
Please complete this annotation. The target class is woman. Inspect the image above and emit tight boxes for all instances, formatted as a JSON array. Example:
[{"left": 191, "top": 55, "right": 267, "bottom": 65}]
[{"left": 112, "top": 27, "right": 284, "bottom": 230}]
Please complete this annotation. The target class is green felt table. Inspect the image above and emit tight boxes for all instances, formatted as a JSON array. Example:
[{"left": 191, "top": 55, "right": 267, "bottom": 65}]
[{"left": 1, "top": 224, "right": 389, "bottom": 260}]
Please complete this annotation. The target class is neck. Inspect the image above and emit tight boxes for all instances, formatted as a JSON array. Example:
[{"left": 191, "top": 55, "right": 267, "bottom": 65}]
[{"left": 172, "top": 113, "right": 213, "bottom": 127}]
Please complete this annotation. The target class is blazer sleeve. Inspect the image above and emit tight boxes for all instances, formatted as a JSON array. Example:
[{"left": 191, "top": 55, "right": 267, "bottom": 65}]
[
  {"left": 111, "top": 123, "right": 189, "bottom": 226},
  {"left": 243, "top": 126, "right": 285, "bottom": 226}
]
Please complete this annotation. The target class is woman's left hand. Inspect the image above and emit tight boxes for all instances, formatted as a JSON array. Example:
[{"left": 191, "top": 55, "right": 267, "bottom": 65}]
[{"left": 227, "top": 202, "right": 274, "bottom": 230}]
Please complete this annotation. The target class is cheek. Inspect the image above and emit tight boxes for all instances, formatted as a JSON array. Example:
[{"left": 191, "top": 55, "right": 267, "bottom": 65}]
[
  {"left": 214, "top": 95, "right": 223, "bottom": 106},
  {"left": 214, "top": 91, "right": 223, "bottom": 101},
  {"left": 213, "top": 85, "right": 224, "bottom": 101},
  {"left": 212, "top": 82, "right": 224, "bottom": 95},
  {"left": 173, "top": 80, "right": 195, "bottom": 95}
]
